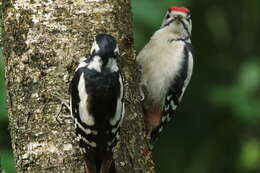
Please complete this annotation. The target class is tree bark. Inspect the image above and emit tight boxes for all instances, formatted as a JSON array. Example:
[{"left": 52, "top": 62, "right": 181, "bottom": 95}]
[{"left": 3, "top": 0, "right": 155, "bottom": 172}]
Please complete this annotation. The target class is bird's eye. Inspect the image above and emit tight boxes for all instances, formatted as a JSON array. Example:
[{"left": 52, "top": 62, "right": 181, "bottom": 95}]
[{"left": 166, "top": 14, "right": 170, "bottom": 19}]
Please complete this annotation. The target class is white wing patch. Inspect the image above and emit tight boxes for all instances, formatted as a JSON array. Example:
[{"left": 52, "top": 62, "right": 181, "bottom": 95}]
[
  {"left": 76, "top": 61, "right": 87, "bottom": 71},
  {"left": 87, "top": 56, "right": 102, "bottom": 72},
  {"left": 170, "top": 100, "right": 177, "bottom": 110},
  {"left": 77, "top": 120, "right": 98, "bottom": 135},
  {"left": 106, "top": 58, "right": 119, "bottom": 72},
  {"left": 80, "top": 134, "right": 97, "bottom": 148},
  {"left": 110, "top": 75, "right": 124, "bottom": 126},
  {"left": 78, "top": 73, "right": 95, "bottom": 126}
]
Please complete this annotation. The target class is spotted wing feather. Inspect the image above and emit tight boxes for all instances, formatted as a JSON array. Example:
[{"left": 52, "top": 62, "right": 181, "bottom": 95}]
[{"left": 69, "top": 59, "right": 124, "bottom": 172}]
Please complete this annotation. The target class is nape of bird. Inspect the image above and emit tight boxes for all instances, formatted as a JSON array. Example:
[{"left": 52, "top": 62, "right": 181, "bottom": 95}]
[
  {"left": 136, "top": 6, "right": 194, "bottom": 149},
  {"left": 69, "top": 34, "right": 124, "bottom": 173}
]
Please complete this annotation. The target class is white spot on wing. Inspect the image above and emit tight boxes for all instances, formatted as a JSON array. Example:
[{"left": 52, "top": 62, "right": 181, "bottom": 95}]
[
  {"left": 81, "top": 148, "right": 86, "bottom": 153},
  {"left": 78, "top": 73, "right": 95, "bottom": 126},
  {"left": 170, "top": 100, "right": 177, "bottom": 110},
  {"left": 88, "top": 56, "right": 102, "bottom": 72},
  {"left": 159, "top": 127, "right": 163, "bottom": 133},
  {"left": 162, "top": 115, "right": 167, "bottom": 122},
  {"left": 76, "top": 121, "right": 93, "bottom": 135},
  {"left": 164, "top": 104, "right": 169, "bottom": 111},
  {"left": 80, "top": 134, "right": 97, "bottom": 148}
]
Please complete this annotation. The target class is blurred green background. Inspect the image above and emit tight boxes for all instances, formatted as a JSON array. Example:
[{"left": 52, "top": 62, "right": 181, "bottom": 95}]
[{"left": 1, "top": 0, "right": 260, "bottom": 172}]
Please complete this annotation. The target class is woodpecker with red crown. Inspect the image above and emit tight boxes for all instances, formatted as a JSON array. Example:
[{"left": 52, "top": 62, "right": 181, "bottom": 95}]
[{"left": 136, "top": 6, "right": 194, "bottom": 148}]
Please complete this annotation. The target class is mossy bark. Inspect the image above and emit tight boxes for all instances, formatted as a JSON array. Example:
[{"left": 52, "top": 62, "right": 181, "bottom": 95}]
[{"left": 3, "top": 0, "right": 155, "bottom": 172}]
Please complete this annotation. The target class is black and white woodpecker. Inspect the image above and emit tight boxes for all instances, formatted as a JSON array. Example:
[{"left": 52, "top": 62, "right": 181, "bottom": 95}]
[
  {"left": 70, "top": 34, "right": 124, "bottom": 173},
  {"left": 136, "top": 6, "right": 194, "bottom": 148}
]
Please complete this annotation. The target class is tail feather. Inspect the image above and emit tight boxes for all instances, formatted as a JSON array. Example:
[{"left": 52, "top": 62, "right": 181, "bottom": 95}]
[
  {"left": 100, "top": 159, "right": 116, "bottom": 173},
  {"left": 83, "top": 153, "right": 116, "bottom": 173},
  {"left": 84, "top": 154, "right": 96, "bottom": 173}
]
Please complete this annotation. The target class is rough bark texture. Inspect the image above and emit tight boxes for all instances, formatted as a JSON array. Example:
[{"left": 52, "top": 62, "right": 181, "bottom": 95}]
[{"left": 3, "top": 0, "right": 155, "bottom": 172}]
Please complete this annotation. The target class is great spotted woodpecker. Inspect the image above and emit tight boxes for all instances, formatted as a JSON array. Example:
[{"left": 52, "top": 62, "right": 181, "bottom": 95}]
[
  {"left": 136, "top": 7, "right": 194, "bottom": 148},
  {"left": 70, "top": 34, "right": 124, "bottom": 173}
]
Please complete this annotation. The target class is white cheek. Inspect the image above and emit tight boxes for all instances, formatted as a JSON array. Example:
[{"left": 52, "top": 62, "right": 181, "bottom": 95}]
[
  {"left": 90, "top": 40, "right": 100, "bottom": 54},
  {"left": 114, "top": 46, "right": 119, "bottom": 55}
]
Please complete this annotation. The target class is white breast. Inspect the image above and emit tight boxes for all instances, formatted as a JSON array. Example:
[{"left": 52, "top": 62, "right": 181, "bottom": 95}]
[{"left": 136, "top": 29, "right": 187, "bottom": 107}]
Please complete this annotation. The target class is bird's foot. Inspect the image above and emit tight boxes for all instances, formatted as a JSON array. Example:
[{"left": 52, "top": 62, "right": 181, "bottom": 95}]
[{"left": 51, "top": 93, "right": 71, "bottom": 123}]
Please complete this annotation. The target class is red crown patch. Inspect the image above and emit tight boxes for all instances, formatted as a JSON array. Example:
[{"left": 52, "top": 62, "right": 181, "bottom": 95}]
[{"left": 169, "top": 6, "right": 190, "bottom": 13}]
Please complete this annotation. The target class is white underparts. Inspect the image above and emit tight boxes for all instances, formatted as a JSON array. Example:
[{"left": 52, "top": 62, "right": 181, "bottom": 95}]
[
  {"left": 78, "top": 73, "right": 95, "bottom": 126},
  {"left": 137, "top": 29, "right": 188, "bottom": 108}
]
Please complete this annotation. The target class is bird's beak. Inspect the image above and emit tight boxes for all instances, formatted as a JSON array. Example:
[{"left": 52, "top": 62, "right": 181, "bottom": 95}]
[{"left": 173, "top": 15, "right": 182, "bottom": 21}]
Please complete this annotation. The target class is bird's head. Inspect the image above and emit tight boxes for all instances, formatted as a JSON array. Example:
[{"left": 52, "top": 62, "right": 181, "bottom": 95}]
[
  {"left": 90, "top": 34, "right": 119, "bottom": 60},
  {"left": 161, "top": 6, "right": 192, "bottom": 37},
  {"left": 89, "top": 34, "right": 120, "bottom": 72}
]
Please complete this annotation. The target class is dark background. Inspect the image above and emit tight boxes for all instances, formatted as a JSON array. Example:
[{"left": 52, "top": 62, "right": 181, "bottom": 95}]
[{"left": 1, "top": 0, "right": 260, "bottom": 172}]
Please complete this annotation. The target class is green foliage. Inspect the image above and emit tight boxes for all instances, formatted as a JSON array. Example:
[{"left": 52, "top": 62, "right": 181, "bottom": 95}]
[
  {"left": 0, "top": 48, "right": 15, "bottom": 172},
  {"left": 0, "top": 48, "right": 7, "bottom": 121},
  {"left": 239, "top": 139, "right": 260, "bottom": 171},
  {"left": 0, "top": 151, "right": 16, "bottom": 173},
  {"left": 211, "top": 59, "right": 260, "bottom": 124}
]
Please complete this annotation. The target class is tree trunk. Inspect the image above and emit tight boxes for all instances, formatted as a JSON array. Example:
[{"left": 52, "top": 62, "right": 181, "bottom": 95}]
[{"left": 3, "top": 0, "right": 155, "bottom": 172}]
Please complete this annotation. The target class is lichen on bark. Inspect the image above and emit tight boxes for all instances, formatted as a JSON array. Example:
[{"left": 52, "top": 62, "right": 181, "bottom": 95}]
[{"left": 3, "top": 0, "right": 155, "bottom": 172}]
